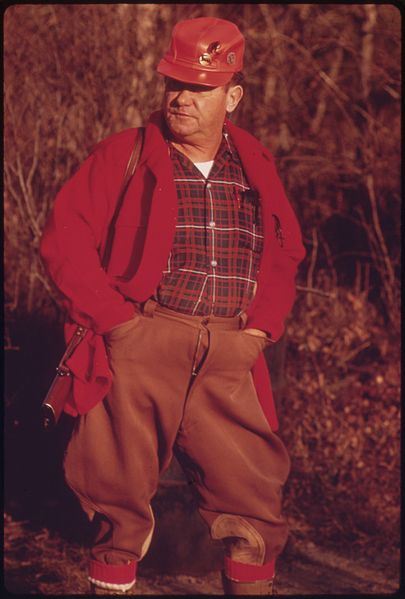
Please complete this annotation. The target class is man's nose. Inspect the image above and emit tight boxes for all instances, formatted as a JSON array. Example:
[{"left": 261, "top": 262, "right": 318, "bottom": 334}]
[{"left": 172, "top": 89, "right": 193, "bottom": 105}]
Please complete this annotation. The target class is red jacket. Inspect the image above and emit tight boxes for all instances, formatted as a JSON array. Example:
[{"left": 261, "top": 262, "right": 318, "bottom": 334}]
[{"left": 40, "top": 111, "right": 305, "bottom": 430}]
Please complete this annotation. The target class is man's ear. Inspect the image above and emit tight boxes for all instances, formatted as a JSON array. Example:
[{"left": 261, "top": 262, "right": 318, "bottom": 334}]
[{"left": 226, "top": 85, "right": 244, "bottom": 113}]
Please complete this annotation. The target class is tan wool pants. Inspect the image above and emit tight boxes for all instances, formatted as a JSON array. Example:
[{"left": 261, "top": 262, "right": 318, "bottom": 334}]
[{"left": 64, "top": 299, "right": 290, "bottom": 568}]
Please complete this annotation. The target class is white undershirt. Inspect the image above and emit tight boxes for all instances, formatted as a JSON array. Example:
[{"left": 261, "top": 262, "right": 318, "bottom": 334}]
[{"left": 193, "top": 160, "right": 214, "bottom": 178}]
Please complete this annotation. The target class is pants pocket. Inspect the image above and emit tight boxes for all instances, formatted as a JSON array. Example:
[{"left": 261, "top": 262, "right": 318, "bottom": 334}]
[
  {"left": 241, "top": 330, "right": 269, "bottom": 352},
  {"left": 237, "top": 330, "right": 268, "bottom": 367},
  {"left": 214, "top": 330, "right": 266, "bottom": 374}
]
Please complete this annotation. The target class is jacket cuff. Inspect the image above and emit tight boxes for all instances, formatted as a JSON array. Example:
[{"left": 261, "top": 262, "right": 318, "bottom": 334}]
[{"left": 91, "top": 301, "right": 137, "bottom": 335}]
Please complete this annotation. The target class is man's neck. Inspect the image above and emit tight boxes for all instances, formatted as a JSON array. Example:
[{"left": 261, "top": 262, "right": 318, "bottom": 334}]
[{"left": 169, "top": 131, "right": 223, "bottom": 163}]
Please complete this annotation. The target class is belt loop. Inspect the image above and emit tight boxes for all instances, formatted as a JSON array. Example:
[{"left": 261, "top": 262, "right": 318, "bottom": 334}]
[{"left": 142, "top": 298, "right": 158, "bottom": 318}]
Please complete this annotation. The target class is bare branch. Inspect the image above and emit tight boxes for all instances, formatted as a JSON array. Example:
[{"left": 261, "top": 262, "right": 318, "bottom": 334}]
[
  {"left": 273, "top": 31, "right": 391, "bottom": 135},
  {"left": 306, "top": 228, "right": 319, "bottom": 308},
  {"left": 311, "top": 45, "right": 344, "bottom": 134},
  {"left": 5, "top": 269, "right": 21, "bottom": 312},
  {"left": 26, "top": 117, "right": 41, "bottom": 194},
  {"left": 365, "top": 174, "right": 395, "bottom": 292},
  {"left": 361, "top": 4, "right": 377, "bottom": 99},
  {"left": 297, "top": 285, "right": 337, "bottom": 299}
]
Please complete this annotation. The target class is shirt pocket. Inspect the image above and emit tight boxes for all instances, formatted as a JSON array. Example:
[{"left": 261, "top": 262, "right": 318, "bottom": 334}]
[{"left": 236, "top": 199, "right": 264, "bottom": 254}]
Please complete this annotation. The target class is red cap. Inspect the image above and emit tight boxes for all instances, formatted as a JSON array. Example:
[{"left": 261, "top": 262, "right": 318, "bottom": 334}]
[{"left": 157, "top": 17, "right": 244, "bottom": 87}]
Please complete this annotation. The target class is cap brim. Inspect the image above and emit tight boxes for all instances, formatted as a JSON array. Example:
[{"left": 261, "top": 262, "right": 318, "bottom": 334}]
[{"left": 157, "top": 58, "right": 233, "bottom": 87}]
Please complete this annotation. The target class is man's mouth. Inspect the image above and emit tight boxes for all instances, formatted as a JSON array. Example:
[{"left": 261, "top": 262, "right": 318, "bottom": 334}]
[{"left": 169, "top": 111, "right": 194, "bottom": 118}]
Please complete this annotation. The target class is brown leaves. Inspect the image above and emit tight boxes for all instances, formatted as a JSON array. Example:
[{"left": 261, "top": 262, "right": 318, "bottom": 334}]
[{"left": 282, "top": 284, "right": 400, "bottom": 545}]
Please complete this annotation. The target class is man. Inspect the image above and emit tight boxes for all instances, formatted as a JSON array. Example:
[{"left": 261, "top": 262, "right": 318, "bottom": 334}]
[{"left": 40, "top": 17, "right": 305, "bottom": 596}]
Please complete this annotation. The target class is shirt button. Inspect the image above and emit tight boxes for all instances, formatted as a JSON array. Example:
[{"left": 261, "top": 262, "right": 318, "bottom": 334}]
[
  {"left": 210, "top": 260, "right": 217, "bottom": 267},
  {"left": 206, "top": 182, "right": 212, "bottom": 189},
  {"left": 209, "top": 221, "right": 216, "bottom": 228}
]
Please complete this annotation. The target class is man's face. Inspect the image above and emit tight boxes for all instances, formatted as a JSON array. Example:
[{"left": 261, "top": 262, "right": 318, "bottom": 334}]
[{"left": 163, "top": 78, "right": 241, "bottom": 144}]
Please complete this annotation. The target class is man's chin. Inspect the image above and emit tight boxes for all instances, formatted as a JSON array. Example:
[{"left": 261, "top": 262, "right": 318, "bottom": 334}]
[{"left": 166, "top": 119, "right": 197, "bottom": 140}]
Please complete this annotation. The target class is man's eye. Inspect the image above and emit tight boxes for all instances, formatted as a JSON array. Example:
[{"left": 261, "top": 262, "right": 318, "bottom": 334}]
[
  {"left": 166, "top": 81, "right": 178, "bottom": 91},
  {"left": 165, "top": 79, "right": 212, "bottom": 94}
]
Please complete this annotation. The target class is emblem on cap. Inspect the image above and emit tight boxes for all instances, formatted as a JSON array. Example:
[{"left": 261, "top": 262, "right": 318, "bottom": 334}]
[
  {"left": 199, "top": 41, "right": 221, "bottom": 66},
  {"left": 199, "top": 53, "right": 212, "bottom": 66},
  {"left": 227, "top": 52, "right": 236, "bottom": 65}
]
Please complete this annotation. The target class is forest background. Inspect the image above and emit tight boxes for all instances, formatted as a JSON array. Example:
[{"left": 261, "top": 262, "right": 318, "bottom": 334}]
[{"left": 4, "top": 2, "right": 401, "bottom": 591}]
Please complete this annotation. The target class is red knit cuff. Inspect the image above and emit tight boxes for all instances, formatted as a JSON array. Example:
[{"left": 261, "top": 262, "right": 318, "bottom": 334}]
[
  {"left": 89, "top": 560, "right": 137, "bottom": 585},
  {"left": 224, "top": 556, "right": 276, "bottom": 582}
]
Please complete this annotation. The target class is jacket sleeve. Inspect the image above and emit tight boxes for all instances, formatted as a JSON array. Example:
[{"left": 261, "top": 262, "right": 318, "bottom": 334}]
[
  {"left": 246, "top": 155, "right": 306, "bottom": 341},
  {"left": 39, "top": 146, "right": 136, "bottom": 334}
]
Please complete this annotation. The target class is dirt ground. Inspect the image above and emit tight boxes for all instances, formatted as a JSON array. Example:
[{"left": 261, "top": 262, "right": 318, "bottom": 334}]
[{"left": 4, "top": 510, "right": 400, "bottom": 596}]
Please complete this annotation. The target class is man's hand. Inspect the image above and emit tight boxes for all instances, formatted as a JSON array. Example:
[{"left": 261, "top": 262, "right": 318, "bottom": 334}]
[{"left": 243, "top": 328, "right": 269, "bottom": 339}]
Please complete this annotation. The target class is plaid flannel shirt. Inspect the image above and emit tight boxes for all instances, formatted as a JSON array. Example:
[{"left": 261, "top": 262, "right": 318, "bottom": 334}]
[{"left": 155, "top": 130, "right": 264, "bottom": 316}]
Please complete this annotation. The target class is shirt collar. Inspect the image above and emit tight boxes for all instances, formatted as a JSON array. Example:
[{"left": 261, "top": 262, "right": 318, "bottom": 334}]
[{"left": 167, "top": 127, "right": 241, "bottom": 178}]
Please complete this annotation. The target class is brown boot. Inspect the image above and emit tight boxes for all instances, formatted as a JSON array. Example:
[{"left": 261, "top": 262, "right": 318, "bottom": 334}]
[{"left": 222, "top": 572, "right": 274, "bottom": 595}]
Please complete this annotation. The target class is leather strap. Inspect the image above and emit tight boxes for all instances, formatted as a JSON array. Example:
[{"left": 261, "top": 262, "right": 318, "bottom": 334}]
[
  {"left": 56, "top": 325, "right": 87, "bottom": 371},
  {"left": 101, "top": 127, "right": 145, "bottom": 269}
]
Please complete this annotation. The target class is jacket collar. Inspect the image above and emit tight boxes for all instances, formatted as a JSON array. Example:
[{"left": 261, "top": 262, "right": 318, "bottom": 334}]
[{"left": 225, "top": 118, "right": 272, "bottom": 198}]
